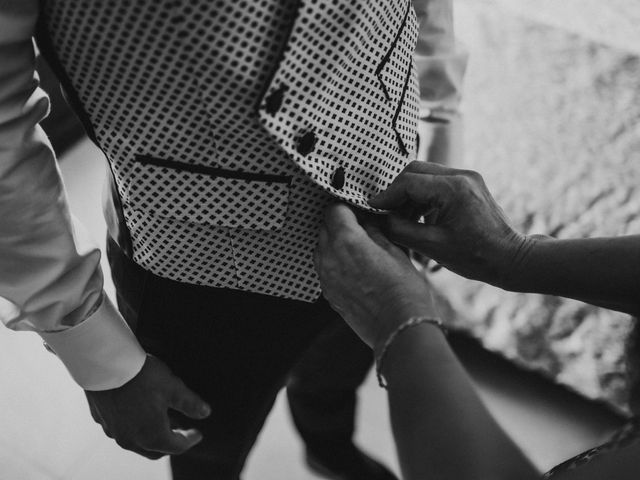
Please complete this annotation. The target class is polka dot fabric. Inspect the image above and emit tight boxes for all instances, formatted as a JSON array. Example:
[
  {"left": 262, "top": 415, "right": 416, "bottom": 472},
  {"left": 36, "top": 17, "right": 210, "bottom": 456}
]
[
  {"left": 260, "top": 0, "right": 420, "bottom": 209},
  {"left": 124, "top": 156, "right": 292, "bottom": 230},
  {"left": 37, "top": 0, "right": 419, "bottom": 302}
]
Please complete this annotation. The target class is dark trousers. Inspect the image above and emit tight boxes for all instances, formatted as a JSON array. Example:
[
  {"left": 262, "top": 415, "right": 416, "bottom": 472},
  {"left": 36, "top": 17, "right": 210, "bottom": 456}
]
[{"left": 107, "top": 237, "right": 372, "bottom": 480}]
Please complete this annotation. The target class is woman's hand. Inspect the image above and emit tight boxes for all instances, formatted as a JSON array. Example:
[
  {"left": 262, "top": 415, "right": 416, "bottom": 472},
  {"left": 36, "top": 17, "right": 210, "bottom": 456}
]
[
  {"left": 315, "top": 203, "right": 437, "bottom": 350},
  {"left": 369, "top": 161, "right": 531, "bottom": 288}
]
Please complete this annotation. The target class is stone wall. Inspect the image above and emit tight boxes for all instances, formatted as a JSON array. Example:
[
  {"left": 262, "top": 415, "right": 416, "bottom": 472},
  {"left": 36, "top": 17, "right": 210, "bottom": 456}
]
[{"left": 429, "top": 0, "right": 640, "bottom": 414}]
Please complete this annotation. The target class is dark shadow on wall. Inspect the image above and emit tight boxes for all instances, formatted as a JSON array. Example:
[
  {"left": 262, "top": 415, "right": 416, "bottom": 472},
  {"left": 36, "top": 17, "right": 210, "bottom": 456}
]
[
  {"left": 450, "top": 333, "right": 625, "bottom": 426},
  {"left": 37, "top": 55, "right": 86, "bottom": 156}
]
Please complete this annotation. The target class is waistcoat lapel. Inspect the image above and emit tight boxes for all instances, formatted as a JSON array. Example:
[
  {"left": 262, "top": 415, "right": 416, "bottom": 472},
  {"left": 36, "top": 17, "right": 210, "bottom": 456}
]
[{"left": 259, "top": 0, "right": 420, "bottom": 209}]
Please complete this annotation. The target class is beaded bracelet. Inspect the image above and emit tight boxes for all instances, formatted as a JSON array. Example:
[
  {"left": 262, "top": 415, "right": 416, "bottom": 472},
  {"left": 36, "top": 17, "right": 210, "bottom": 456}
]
[{"left": 375, "top": 316, "right": 447, "bottom": 389}]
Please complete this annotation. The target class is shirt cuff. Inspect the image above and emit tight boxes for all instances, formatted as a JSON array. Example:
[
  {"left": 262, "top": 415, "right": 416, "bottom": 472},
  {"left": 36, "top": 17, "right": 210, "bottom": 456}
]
[
  {"left": 417, "top": 115, "right": 464, "bottom": 167},
  {"left": 39, "top": 294, "right": 147, "bottom": 391}
]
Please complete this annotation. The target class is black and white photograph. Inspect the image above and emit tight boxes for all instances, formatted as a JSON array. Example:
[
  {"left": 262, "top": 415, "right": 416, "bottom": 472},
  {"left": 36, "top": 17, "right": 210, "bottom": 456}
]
[{"left": 0, "top": 1, "right": 639, "bottom": 479}]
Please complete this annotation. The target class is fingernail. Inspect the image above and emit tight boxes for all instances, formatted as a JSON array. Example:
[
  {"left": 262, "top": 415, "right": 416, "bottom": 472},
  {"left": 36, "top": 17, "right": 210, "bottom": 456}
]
[
  {"left": 200, "top": 404, "right": 211, "bottom": 417},
  {"left": 430, "top": 262, "right": 443, "bottom": 272}
]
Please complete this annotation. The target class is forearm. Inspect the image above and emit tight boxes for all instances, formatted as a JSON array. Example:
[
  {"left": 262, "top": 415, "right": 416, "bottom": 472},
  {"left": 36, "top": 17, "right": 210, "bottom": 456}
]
[
  {"left": 413, "top": 0, "right": 467, "bottom": 166},
  {"left": 382, "top": 325, "right": 538, "bottom": 480},
  {"left": 413, "top": 0, "right": 466, "bottom": 116},
  {"left": 0, "top": 3, "right": 146, "bottom": 390},
  {"left": 504, "top": 235, "right": 640, "bottom": 316}
]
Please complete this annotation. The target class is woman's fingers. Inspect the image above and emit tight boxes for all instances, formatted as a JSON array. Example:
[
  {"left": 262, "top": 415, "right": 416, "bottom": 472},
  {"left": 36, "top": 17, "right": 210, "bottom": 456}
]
[
  {"left": 369, "top": 172, "right": 433, "bottom": 209},
  {"left": 370, "top": 162, "right": 487, "bottom": 212},
  {"left": 384, "top": 215, "right": 448, "bottom": 257},
  {"left": 318, "top": 225, "right": 329, "bottom": 248},
  {"left": 314, "top": 225, "right": 329, "bottom": 273},
  {"left": 401, "top": 159, "right": 457, "bottom": 175},
  {"left": 368, "top": 161, "right": 457, "bottom": 209},
  {"left": 362, "top": 221, "right": 402, "bottom": 254},
  {"left": 368, "top": 166, "right": 465, "bottom": 211},
  {"left": 322, "top": 202, "right": 439, "bottom": 263},
  {"left": 371, "top": 169, "right": 465, "bottom": 212},
  {"left": 323, "top": 202, "right": 364, "bottom": 236}
]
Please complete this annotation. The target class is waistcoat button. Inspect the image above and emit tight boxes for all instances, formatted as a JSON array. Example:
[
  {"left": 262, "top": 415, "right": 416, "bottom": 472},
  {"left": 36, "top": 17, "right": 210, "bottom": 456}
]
[
  {"left": 330, "top": 166, "right": 345, "bottom": 190},
  {"left": 296, "top": 130, "right": 317, "bottom": 156},
  {"left": 264, "top": 85, "right": 288, "bottom": 115}
]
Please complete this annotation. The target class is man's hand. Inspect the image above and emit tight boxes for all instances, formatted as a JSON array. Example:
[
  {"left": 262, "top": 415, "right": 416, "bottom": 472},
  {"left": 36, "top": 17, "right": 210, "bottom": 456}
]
[
  {"left": 315, "top": 203, "right": 437, "bottom": 351},
  {"left": 369, "top": 161, "right": 530, "bottom": 287},
  {"left": 85, "top": 355, "right": 211, "bottom": 459}
]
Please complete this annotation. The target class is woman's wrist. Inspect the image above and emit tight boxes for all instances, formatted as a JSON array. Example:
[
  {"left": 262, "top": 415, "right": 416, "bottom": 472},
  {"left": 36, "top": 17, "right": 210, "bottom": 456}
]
[
  {"left": 495, "top": 234, "right": 553, "bottom": 292},
  {"left": 375, "top": 317, "right": 447, "bottom": 383},
  {"left": 494, "top": 233, "right": 547, "bottom": 292},
  {"left": 372, "top": 294, "right": 439, "bottom": 354},
  {"left": 378, "top": 319, "right": 454, "bottom": 389}
]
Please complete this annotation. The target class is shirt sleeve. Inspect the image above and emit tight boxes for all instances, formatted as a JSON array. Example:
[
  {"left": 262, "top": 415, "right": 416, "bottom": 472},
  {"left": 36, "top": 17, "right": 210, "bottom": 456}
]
[
  {"left": 0, "top": 1, "right": 146, "bottom": 391},
  {"left": 413, "top": 0, "right": 468, "bottom": 165}
]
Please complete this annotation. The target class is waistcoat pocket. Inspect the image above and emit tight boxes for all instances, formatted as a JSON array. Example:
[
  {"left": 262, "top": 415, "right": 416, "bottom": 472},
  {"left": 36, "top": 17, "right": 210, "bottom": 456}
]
[{"left": 122, "top": 155, "right": 292, "bottom": 231}]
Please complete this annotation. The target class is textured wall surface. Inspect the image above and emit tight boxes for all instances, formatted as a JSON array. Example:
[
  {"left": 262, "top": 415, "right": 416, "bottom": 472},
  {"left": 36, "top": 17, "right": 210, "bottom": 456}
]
[
  {"left": 492, "top": 0, "right": 640, "bottom": 55},
  {"left": 429, "top": 1, "right": 640, "bottom": 414}
]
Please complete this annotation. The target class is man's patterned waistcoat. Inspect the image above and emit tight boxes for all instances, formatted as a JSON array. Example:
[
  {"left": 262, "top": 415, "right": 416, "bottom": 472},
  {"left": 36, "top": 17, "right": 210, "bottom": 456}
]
[{"left": 36, "top": 0, "right": 420, "bottom": 302}]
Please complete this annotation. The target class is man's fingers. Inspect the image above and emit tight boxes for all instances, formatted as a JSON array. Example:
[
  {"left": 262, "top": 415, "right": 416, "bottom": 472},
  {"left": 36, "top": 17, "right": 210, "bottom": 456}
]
[
  {"left": 125, "top": 444, "right": 166, "bottom": 460},
  {"left": 139, "top": 451, "right": 165, "bottom": 460},
  {"left": 165, "top": 428, "right": 204, "bottom": 453},
  {"left": 139, "top": 427, "right": 204, "bottom": 456},
  {"left": 120, "top": 411, "right": 204, "bottom": 457},
  {"left": 170, "top": 382, "right": 211, "bottom": 420}
]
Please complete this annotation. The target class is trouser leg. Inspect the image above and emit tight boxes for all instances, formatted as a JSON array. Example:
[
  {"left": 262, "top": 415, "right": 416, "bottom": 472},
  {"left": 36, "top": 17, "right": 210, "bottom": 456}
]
[
  {"left": 287, "top": 301, "right": 373, "bottom": 453},
  {"left": 107, "top": 237, "right": 334, "bottom": 479}
]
